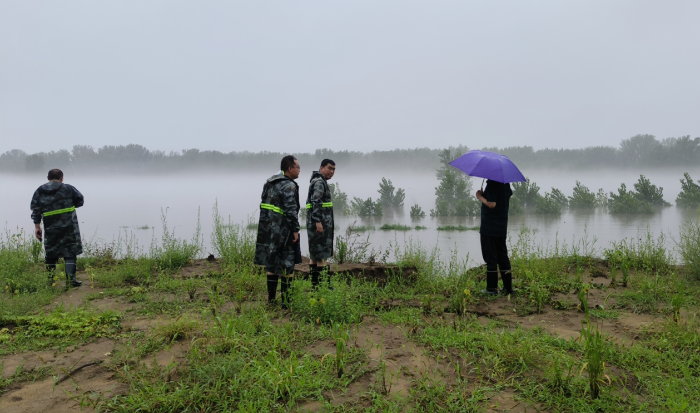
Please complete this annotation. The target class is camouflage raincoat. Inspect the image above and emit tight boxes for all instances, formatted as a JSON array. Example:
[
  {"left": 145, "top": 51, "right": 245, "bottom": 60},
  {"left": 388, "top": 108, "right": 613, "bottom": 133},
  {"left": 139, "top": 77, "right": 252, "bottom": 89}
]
[
  {"left": 254, "top": 174, "right": 301, "bottom": 275},
  {"left": 306, "top": 171, "right": 334, "bottom": 260},
  {"left": 30, "top": 181, "right": 84, "bottom": 258}
]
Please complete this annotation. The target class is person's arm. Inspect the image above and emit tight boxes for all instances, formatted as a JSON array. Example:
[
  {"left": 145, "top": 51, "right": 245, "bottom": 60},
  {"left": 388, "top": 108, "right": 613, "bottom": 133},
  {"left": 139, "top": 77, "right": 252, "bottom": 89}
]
[
  {"left": 476, "top": 189, "right": 496, "bottom": 209},
  {"left": 280, "top": 182, "right": 300, "bottom": 242},
  {"left": 309, "top": 180, "right": 325, "bottom": 233},
  {"left": 72, "top": 186, "right": 84, "bottom": 208},
  {"left": 30, "top": 190, "right": 43, "bottom": 240}
]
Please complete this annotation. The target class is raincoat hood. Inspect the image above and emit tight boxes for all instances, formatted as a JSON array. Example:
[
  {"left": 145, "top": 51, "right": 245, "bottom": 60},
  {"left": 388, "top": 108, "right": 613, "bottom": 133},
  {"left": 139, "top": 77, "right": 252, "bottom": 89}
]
[
  {"left": 309, "top": 171, "right": 325, "bottom": 183},
  {"left": 39, "top": 181, "right": 64, "bottom": 194}
]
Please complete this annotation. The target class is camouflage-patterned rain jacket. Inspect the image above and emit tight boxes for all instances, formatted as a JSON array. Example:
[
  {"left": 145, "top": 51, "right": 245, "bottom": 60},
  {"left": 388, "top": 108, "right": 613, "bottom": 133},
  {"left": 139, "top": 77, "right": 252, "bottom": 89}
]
[
  {"left": 306, "top": 171, "right": 334, "bottom": 260},
  {"left": 30, "top": 181, "right": 84, "bottom": 258},
  {"left": 254, "top": 174, "right": 300, "bottom": 275}
]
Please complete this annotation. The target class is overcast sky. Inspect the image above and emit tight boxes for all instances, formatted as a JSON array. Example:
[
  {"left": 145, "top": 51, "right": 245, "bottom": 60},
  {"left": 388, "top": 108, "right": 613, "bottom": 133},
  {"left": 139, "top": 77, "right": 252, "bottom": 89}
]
[{"left": 1, "top": 1, "right": 699, "bottom": 154}]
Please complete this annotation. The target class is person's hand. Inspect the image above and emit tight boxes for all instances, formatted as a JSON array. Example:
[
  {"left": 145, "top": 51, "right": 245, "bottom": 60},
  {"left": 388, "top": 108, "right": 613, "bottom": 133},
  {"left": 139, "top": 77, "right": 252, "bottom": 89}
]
[
  {"left": 293, "top": 232, "right": 299, "bottom": 243},
  {"left": 35, "top": 227, "right": 42, "bottom": 241},
  {"left": 316, "top": 222, "right": 323, "bottom": 234},
  {"left": 476, "top": 189, "right": 483, "bottom": 199}
]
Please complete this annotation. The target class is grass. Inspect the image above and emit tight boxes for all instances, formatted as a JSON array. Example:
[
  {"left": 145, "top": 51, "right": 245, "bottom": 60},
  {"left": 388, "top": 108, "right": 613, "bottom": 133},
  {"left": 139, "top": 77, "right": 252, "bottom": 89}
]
[
  {"left": 379, "top": 223, "right": 412, "bottom": 231},
  {"left": 1, "top": 205, "right": 700, "bottom": 411},
  {"left": 436, "top": 225, "right": 480, "bottom": 231}
]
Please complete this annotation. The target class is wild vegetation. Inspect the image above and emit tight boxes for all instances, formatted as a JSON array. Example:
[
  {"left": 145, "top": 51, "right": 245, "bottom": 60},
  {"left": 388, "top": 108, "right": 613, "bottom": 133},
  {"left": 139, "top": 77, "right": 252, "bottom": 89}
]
[{"left": 2, "top": 207, "right": 700, "bottom": 412}]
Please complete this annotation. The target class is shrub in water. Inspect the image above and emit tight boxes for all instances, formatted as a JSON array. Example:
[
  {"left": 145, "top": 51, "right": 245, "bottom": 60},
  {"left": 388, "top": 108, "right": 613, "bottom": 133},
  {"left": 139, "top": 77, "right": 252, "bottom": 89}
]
[
  {"left": 608, "top": 183, "right": 654, "bottom": 214},
  {"left": 678, "top": 216, "right": 700, "bottom": 279},
  {"left": 535, "top": 192, "right": 562, "bottom": 215},
  {"left": 410, "top": 204, "right": 426, "bottom": 218},
  {"left": 509, "top": 195, "right": 524, "bottom": 215},
  {"left": 512, "top": 178, "right": 541, "bottom": 207},
  {"left": 676, "top": 172, "right": 700, "bottom": 208},
  {"left": 569, "top": 181, "right": 596, "bottom": 208},
  {"left": 377, "top": 178, "right": 405, "bottom": 209},
  {"left": 633, "top": 175, "right": 671, "bottom": 206}
]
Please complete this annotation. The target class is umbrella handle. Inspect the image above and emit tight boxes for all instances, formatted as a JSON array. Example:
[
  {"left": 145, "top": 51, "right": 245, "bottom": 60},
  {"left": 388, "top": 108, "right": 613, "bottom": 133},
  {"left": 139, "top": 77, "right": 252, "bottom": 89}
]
[{"left": 481, "top": 178, "right": 485, "bottom": 191}]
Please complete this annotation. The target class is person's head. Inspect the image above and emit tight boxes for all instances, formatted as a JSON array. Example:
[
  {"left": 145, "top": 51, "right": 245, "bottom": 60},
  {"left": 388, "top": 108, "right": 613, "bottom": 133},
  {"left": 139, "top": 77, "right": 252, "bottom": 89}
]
[
  {"left": 47, "top": 169, "right": 63, "bottom": 182},
  {"left": 280, "top": 155, "right": 300, "bottom": 180},
  {"left": 319, "top": 159, "right": 335, "bottom": 180}
]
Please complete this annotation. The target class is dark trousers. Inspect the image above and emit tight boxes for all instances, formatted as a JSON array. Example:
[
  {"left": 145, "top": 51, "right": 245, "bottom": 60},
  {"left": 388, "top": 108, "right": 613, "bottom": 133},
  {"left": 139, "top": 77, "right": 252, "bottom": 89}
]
[
  {"left": 480, "top": 234, "right": 511, "bottom": 290},
  {"left": 45, "top": 256, "right": 77, "bottom": 281}
]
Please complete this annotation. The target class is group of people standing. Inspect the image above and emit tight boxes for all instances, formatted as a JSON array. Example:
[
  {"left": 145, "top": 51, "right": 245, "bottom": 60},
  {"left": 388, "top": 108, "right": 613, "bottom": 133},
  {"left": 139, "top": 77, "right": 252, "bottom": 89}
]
[
  {"left": 30, "top": 156, "right": 515, "bottom": 300},
  {"left": 253, "top": 155, "right": 337, "bottom": 307}
]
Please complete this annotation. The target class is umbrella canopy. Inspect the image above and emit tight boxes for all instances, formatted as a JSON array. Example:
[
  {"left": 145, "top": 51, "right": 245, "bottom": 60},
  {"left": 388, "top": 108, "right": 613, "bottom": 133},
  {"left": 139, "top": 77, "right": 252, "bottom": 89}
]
[{"left": 448, "top": 150, "right": 526, "bottom": 184}]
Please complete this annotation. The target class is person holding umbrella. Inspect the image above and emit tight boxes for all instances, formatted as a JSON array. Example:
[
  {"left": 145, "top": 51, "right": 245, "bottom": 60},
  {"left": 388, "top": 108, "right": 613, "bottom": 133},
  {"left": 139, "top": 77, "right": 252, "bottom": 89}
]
[{"left": 449, "top": 150, "right": 525, "bottom": 296}]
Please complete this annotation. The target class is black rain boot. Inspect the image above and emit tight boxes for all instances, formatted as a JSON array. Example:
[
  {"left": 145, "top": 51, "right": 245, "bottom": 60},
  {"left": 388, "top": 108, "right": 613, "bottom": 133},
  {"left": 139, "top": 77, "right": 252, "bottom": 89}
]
[
  {"left": 280, "top": 276, "right": 291, "bottom": 309},
  {"left": 323, "top": 266, "right": 334, "bottom": 290},
  {"left": 46, "top": 257, "right": 58, "bottom": 286},
  {"left": 64, "top": 256, "right": 82, "bottom": 288},
  {"left": 482, "top": 271, "right": 499, "bottom": 296},
  {"left": 267, "top": 274, "right": 279, "bottom": 304},
  {"left": 501, "top": 271, "right": 516, "bottom": 295},
  {"left": 310, "top": 264, "right": 320, "bottom": 289}
]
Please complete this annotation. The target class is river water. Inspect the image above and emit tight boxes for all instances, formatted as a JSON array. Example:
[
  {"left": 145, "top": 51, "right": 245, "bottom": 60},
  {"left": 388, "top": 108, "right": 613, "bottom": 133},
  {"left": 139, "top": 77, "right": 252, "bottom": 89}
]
[{"left": 3, "top": 167, "right": 699, "bottom": 266}]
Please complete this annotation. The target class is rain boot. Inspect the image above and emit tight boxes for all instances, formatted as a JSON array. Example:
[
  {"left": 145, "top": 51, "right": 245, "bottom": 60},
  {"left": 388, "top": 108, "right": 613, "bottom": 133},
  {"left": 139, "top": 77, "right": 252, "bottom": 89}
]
[
  {"left": 310, "top": 264, "right": 320, "bottom": 289},
  {"left": 267, "top": 274, "right": 279, "bottom": 304},
  {"left": 64, "top": 256, "right": 82, "bottom": 288},
  {"left": 482, "top": 271, "right": 499, "bottom": 296},
  {"left": 323, "top": 266, "right": 334, "bottom": 290},
  {"left": 501, "top": 271, "right": 516, "bottom": 295},
  {"left": 280, "top": 276, "right": 291, "bottom": 309}
]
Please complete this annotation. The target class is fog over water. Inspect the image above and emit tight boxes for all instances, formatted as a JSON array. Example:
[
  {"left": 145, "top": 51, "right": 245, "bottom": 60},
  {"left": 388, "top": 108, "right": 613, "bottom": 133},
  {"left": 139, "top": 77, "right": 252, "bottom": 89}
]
[{"left": 4, "top": 166, "right": 698, "bottom": 266}]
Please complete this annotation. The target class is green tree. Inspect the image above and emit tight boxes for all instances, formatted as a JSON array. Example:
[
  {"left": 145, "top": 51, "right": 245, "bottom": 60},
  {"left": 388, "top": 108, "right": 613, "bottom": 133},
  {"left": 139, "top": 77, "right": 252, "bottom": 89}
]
[
  {"left": 569, "top": 181, "right": 596, "bottom": 208},
  {"left": 377, "top": 178, "right": 405, "bottom": 208},
  {"left": 676, "top": 173, "right": 700, "bottom": 209},
  {"left": 431, "top": 169, "right": 479, "bottom": 216},
  {"left": 350, "top": 197, "right": 382, "bottom": 216},
  {"left": 24, "top": 154, "right": 45, "bottom": 172},
  {"left": 633, "top": 175, "right": 671, "bottom": 206},
  {"left": 550, "top": 188, "right": 569, "bottom": 208}
]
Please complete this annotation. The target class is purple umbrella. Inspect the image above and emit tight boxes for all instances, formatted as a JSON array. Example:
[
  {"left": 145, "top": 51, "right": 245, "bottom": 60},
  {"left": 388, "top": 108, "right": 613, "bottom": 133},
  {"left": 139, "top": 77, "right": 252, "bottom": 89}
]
[{"left": 448, "top": 150, "right": 525, "bottom": 184}]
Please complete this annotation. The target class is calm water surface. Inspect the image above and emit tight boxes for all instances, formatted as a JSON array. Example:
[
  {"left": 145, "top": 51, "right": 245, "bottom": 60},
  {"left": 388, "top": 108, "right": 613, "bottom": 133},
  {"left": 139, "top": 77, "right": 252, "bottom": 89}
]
[{"left": 2, "top": 168, "right": 698, "bottom": 266}]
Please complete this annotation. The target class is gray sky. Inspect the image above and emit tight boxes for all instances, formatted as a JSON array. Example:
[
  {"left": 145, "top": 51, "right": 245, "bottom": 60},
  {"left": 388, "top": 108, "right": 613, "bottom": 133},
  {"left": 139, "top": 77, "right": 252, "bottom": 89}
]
[{"left": 1, "top": 1, "right": 699, "bottom": 154}]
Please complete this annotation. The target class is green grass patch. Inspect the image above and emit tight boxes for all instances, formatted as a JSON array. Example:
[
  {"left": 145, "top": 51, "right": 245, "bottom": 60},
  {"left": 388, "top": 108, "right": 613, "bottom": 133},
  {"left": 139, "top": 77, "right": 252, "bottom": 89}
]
[
  {"left": 378, "top": 223, "right": 412, "bottom": 231},
  {"left": 437, "top": 225, "right": 480, "bottom": 231}
]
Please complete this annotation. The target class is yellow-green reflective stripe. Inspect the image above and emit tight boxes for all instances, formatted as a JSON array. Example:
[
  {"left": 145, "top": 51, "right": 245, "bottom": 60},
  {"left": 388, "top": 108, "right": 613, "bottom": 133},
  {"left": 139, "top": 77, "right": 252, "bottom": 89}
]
[
  {"left": 260, "top": 203, "right": 284, "bottom": 215},
  {"left": 306, "top": 202, "right": 333, "bottom": 209},
  {"left": 43, "top": 206, "right": 75, "bottom": 217}
]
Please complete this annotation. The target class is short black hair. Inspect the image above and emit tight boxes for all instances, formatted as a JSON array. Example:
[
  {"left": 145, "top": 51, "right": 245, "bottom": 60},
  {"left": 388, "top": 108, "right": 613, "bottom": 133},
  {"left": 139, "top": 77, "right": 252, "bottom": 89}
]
[
  {"left": 280, "top": 155, "right": 297, "bottom": 173},
  {"left": 320, "top": 159, "right": 335, "bottom": 167},
  {"left": 47, "top": 169, "right": 63, "bottom": 180}
]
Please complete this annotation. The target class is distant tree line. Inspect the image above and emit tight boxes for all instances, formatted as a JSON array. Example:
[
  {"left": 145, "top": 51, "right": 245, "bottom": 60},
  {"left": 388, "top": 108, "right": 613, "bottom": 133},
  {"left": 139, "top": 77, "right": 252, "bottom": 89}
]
[{"left": 2, "top": 134, "right": 699, "bottom": 174}]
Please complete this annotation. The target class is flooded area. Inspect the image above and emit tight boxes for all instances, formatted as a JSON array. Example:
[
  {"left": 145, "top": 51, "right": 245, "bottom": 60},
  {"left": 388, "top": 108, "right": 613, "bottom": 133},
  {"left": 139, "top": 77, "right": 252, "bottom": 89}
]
[{"left": 3, "top": 167, "right": 699, "bottom": 266}]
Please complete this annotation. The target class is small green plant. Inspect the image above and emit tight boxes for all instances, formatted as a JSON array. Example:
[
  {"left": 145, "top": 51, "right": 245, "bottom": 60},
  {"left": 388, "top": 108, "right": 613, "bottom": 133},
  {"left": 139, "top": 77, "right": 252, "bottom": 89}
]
[
  {"left": 670, "top": 280, "right": 686, "bottom": 324},
  {"left": 332, "top": 323, "right": 350, "bottom": 378},
  {"left": 333, "top": 222, "right": 371, "bottom": 264},
  {"left": 529, "top": 282, "right": 547, "bottom": 314},
  {"left": 580, "top": 323, "right": 608, "bottom": 399}
]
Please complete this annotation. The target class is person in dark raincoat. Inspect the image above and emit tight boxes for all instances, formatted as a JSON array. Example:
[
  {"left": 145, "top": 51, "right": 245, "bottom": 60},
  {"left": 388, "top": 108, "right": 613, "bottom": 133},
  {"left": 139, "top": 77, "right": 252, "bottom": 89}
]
[
  {"left": 476, "top": 180, "right": 514, "bottom": 295},
  {"left": 254, "top": 155, "right": 302, "bottom": 307},
  {"left": 305, "top": 159, "right": 336, "bottom": 288},
  {"left": 31, "top": 169, "right": 85, "bottom": 288}
]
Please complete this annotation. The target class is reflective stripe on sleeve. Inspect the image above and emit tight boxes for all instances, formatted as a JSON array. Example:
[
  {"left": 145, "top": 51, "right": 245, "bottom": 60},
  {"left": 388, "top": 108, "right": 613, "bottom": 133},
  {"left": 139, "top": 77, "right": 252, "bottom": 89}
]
[{"left": 43, "top": 206, "right": 76, "bottom": 217}]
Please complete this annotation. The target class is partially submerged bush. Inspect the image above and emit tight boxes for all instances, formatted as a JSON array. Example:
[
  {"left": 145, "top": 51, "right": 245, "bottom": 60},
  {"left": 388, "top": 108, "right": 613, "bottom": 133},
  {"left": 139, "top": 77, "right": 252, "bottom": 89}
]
[
  {"left": 550, "top": 188, "right": 569, "bottom": 208},
  {"left": 535, "top": 192, "right": 562, "bottom": 215},
  {"left": 410, "top": 204, "right": 426, "bottom": 218},
  {"left": 676, "top": 173, "right": 700, "bottom": 209},
  {"left": 377, "top": 178, "right": 405, "bottom": 209},
  {"left": 609, "top": 183, "right": 654, "bottom": 214},
  {"left": 633, "top": 175, "right": 671, "bottom": 206},
  {"left": 569, "top": 181, "right": 596, "bottom": 208},
  {"left": 512, "top": 178, "right": 541, "bottom": 207},
  {"left": 431, "top": 169, "right": 479, "bottom": 217},
  {"left": 350, "top": 197, "right": 382, "bottom": 216}
]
